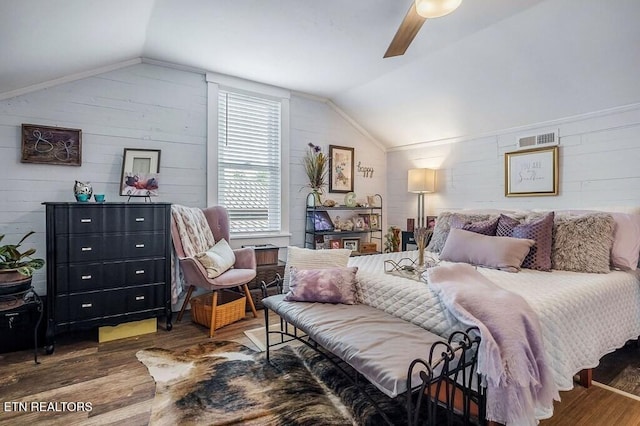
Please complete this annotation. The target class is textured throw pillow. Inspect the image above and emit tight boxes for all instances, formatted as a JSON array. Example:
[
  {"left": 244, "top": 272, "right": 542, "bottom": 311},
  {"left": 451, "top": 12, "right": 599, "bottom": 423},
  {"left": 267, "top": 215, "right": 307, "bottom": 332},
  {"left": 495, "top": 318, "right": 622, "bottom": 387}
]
[
  {"left": 496, "top": 214, "right": 521, "bottom": 237},
  {"left": 194, "top": 239, "right": 236, "bottom": 279},
  {"left": 283, "top": 246, "right": 352, "bottom": 292},
  {"left": 552, "top": 213, "right": 615, "bottom": 273},
  {"left": 508, "top": 212, "right": 555, "bottom": 271},
  {"left": 450, "top": 215, "right": 499, "bottom": 236},
  {"left": 556, "top": 210, "right": 640, "bottom": 271},
  {"left": 426, "top": 212, "right": 492, "bottom": 253},
  {"left": 284, "top": 266, "right": 358, "bottom": 304},
  {"left": 440, "top": 228, "right": 535, "bottom": 272}
]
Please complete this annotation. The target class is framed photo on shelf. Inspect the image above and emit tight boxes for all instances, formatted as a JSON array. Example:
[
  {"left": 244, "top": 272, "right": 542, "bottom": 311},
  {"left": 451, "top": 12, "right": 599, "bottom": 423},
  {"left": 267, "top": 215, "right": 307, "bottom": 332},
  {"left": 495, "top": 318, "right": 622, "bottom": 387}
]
[
  {"left": 342, "top": 238, "right": 360, "bottom": 253},
  {"left": 369, "top": 213, "right": 380, "bottom": 230},
  {"left": 329, "top": 145, "right": 354, "bottom": 193},
  {"left": 315, "top": 235, "right": 328, "bottom": 249},
  {"left": 120, "top": 148, "right": 161, "bottom": 197},
  {"left": 426, "top": 216, "right": 437, "bottom": 230},
  {"left": 312, "top": 211, "right": 334, "bottom": 231},
  {"left": 353, "top": 216, "right": 366, "bottom": 230},
  {"left": 330, "top": 239, "right": 342, "bottom": 249}
]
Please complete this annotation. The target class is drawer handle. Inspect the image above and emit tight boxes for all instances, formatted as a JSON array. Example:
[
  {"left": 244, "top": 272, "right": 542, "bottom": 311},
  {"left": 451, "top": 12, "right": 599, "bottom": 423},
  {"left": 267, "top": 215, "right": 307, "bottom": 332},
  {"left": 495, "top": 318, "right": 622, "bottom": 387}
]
[
  {"left": 135, "top": 217, "right": 145, "bottom": 222},
  {"left": 81, "top": 303, "right": 92, "bottom": 308},
  {"left": 80, "top": 218, "right": 92, "bottom": 223},
  {"left": 135, "top": 270, "right": 145, "bottom": 274},
  {"left": 81, "top": 275, "right": 92, "bottom": 280},
  {"left": 135, "top": 296, "right": 145, "bottom": 301},
  {"left": 135, "top": 244, "right": 145, "bottom": 248},
  {"left": 81, "top": 247, "right": 92, "bottom": 252}
]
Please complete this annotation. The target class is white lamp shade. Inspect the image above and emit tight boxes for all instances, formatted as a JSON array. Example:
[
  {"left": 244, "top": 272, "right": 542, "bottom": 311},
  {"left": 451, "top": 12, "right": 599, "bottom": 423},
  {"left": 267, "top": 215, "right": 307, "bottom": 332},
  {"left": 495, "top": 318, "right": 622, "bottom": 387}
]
[
  {"left": 414, "top": 0, "right": 463, "bottom": 18},
  {"left": 408, "top": 168, "right": 436, "bottom": 193}
]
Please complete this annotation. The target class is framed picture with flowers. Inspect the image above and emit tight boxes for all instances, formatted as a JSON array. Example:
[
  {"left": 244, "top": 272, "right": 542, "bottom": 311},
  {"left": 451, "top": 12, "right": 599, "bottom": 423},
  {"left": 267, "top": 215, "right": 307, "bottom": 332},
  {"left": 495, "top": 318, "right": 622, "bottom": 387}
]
[{"left": 329, "top": 145, "right": 354, "bottom": 193}]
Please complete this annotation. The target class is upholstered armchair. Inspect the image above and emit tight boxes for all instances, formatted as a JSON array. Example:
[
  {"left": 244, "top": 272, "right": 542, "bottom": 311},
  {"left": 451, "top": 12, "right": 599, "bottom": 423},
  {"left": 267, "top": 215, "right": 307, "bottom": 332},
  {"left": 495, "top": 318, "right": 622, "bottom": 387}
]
[{"left": 171, "top": 205, "right": 258, "bottom": 337}]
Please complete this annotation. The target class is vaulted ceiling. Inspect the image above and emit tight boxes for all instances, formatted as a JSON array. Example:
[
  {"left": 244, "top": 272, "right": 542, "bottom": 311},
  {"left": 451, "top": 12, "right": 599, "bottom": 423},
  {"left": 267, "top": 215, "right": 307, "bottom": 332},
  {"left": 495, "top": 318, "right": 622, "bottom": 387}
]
[{"left": 2, "top": 0, "right": 639, "bottom": 149}]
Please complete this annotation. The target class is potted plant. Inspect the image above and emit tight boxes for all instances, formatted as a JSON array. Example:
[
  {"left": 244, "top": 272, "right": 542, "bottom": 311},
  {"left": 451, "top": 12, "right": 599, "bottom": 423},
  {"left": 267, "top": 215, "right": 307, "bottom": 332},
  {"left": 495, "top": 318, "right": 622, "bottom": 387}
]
[{"left": 0, "top": 231, "right": 45, "bottom": 295}]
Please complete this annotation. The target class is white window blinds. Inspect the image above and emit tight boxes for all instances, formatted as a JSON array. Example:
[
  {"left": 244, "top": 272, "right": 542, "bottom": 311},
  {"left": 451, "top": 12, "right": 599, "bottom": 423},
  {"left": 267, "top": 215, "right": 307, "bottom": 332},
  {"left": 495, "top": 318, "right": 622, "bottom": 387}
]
[{"left": 218, "top": 90, "right": 282, "bottom": 234}]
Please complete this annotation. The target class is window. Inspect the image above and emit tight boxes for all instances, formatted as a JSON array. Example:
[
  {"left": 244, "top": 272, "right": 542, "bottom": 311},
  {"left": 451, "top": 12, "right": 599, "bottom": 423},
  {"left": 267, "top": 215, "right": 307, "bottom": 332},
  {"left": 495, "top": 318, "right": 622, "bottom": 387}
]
[{"left": 217, "top": 89, "right": 282, "bottom": 234}]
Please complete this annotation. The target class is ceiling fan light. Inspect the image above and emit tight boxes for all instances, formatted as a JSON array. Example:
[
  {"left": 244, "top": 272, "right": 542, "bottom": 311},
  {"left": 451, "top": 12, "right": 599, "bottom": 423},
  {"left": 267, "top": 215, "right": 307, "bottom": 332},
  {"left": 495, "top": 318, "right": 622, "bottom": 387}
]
[{"left": 414, "top": 0, "right": 462, "bottom": 18}]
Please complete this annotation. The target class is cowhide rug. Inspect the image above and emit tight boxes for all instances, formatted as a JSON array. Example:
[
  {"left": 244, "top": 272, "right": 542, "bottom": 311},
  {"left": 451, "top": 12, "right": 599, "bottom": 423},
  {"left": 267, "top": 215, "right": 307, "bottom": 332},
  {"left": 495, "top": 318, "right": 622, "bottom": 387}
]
[{"left": 136, "top": 340, "right": 411, "bottom": 425}]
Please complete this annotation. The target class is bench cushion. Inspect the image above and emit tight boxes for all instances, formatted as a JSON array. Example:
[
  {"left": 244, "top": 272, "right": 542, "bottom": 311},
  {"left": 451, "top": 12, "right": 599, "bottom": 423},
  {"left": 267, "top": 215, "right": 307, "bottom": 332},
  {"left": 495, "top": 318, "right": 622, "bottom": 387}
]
[{"left": 263, "top": 295, "right": 445, "bottom": 398}]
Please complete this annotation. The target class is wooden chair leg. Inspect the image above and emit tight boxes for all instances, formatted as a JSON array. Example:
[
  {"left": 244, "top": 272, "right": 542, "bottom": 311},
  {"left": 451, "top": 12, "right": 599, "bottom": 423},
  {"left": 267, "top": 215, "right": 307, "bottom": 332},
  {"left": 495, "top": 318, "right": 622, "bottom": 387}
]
[
  {"left": 176, "top": 285, "right": 195, "bottom": 322},
  {"left": 209, "top": 291, "right": 219, "bottom": 338},
  {"left": 243, "top": 284, "right": 258, "bottom": 318}
]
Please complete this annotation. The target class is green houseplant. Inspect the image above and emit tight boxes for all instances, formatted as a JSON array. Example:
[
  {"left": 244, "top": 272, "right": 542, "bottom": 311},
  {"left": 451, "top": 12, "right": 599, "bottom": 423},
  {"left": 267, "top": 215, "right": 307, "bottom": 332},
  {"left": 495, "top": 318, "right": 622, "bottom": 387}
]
[{"left": 0, "top": 231, "right": 45, "bottom": 294}]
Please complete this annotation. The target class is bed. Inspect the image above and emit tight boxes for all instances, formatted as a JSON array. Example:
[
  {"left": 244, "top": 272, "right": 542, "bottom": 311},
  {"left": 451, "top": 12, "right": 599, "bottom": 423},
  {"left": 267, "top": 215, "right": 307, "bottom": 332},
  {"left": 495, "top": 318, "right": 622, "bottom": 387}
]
[{"left": 345, "top": 209, "right": 640, "bottom": 422}]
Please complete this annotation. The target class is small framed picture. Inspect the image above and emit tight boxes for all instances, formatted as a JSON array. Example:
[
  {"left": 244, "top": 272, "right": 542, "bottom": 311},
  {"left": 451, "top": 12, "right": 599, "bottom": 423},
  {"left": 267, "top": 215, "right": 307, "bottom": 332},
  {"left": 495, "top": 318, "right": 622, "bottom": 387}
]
[
  {"left": 330, "top": 240, "right": 341, "bottom": 249},
  {"left": 426, "top": 216, "right": 437, "bottom": 230},
  {"left": 342, "top": 238, "right": 360, "bottom": 253},
  {"left": 359, "top": 214, "right": 370, "bottom": 229},
  {"left": 353, "top": 216, "right": 366, "bottom": 230},
  {"left": 120, "top": 148, "right": 160, "bottom": 197},
  {"left": 369, "top": 214, "right": 380, "bottom": 230}
]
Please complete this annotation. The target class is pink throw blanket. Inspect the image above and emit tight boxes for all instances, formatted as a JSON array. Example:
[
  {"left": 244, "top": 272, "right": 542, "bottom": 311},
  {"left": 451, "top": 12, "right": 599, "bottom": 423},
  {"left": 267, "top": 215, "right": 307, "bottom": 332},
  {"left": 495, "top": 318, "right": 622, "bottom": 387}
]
[{"left": 426, "top": 263, "right": 559, "bottom": 426}]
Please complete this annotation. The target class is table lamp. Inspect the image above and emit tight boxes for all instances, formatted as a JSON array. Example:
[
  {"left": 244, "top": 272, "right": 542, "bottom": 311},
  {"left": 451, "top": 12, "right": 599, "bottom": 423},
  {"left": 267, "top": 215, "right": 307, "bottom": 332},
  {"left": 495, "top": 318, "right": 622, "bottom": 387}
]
[{"left": 407, "top": 168, "right": 435, "bottom": 228}]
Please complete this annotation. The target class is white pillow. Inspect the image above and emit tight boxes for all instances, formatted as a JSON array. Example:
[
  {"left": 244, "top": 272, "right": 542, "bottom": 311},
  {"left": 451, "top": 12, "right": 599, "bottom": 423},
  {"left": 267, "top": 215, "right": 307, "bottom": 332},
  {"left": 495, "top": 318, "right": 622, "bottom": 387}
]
[
  {"left": 195, "top": 239, "right": 236, "bottom": 279},
  {"left": 282, "top": 246, "right": 352, "bottom": 292}
]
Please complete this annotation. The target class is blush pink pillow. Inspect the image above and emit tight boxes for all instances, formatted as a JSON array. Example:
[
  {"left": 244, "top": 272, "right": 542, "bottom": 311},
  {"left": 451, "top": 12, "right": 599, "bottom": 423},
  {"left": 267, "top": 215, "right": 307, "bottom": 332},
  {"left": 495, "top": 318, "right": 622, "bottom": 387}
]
[
  {"left": 284, "top": 266, "right": 358, "bottom": 304},
  {"left": 440, "top": 228, "right": 535, "bottom": 272}
]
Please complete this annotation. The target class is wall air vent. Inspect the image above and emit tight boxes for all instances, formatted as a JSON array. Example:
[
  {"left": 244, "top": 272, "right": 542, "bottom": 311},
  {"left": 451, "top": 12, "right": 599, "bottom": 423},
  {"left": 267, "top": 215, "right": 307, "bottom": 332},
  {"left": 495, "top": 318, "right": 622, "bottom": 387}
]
[{"left": 517, "top": 130, "right": 559, "bottom": 150}]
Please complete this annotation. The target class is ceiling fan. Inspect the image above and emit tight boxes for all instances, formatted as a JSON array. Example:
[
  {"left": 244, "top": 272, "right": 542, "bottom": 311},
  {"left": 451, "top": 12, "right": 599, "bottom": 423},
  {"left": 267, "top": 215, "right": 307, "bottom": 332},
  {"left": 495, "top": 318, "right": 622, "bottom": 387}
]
[{"left": 384, "top": 0, "right": 462, "bottom": 58}]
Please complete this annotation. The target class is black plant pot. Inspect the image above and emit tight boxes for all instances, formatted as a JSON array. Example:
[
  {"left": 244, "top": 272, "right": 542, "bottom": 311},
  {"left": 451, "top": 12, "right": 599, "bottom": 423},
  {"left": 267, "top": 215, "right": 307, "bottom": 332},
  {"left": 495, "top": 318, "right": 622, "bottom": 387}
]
[{"left": 0, "top": 271, "right": 32, "bottom": 295}]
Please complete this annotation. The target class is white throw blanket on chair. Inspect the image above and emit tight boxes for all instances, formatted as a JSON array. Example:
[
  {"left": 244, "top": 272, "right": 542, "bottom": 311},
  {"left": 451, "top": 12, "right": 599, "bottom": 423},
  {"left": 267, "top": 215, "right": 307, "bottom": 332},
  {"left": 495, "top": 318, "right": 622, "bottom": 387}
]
[
  {"left": 427, "top": 263, "right": 559, "bottom": 426},
  {"left": 170, "top": 205, "right": 216, "bottom": 303}
]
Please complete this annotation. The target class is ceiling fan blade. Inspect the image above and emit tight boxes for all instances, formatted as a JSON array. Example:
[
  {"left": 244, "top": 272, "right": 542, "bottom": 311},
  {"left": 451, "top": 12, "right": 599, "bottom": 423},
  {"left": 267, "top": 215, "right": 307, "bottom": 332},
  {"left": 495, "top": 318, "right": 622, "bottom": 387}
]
[{"left": 384, "top": 2, "right": 427, "bottom": 58}]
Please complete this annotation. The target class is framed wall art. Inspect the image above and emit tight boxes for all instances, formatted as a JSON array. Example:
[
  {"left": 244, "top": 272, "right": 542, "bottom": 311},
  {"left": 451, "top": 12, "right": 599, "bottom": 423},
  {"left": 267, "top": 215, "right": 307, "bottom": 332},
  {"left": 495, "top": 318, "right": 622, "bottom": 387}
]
[
  {"left": 21, "top": 124, "right": 82, "bottom": 166},
  {"left": 505, "top": 146, "right": 558, "bottom": 197},
  {"left": 329, "top": 145, "right": 354, "bottom": 193},
  {"left": 120, "top": 148, "right": 161, "bottom": 197}
]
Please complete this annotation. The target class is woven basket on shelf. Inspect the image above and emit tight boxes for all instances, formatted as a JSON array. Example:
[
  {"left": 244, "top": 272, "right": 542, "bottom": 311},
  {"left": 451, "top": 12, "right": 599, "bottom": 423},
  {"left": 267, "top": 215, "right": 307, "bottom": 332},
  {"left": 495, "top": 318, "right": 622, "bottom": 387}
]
[{"left": 190, "top": 290, "right": 246, "bottom": 330}]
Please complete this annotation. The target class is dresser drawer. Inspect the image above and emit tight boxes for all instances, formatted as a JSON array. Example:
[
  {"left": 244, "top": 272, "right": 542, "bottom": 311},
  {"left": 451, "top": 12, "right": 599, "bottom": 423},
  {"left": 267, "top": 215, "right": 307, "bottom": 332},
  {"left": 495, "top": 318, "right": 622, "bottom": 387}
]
[
  {"left": 67, "top": 207, "right": 105, "bottom": 234},
  {"left": 57, "top": 258, "right": 166, "bottom": 293},
  {"left": 56, "top": 292, "right": 104, "bottom": 323},
  {"left": 125, "top": 284, "right": 165, "bottom": 313},
  {"left": 57, "top": 232, "right": 166, "bottom": 263},
  {"left": 104, "top": 206, "right": 167, "bottom": 232},
  {"left": 120, "top": 232, "right": 166, "bottom": 259}
]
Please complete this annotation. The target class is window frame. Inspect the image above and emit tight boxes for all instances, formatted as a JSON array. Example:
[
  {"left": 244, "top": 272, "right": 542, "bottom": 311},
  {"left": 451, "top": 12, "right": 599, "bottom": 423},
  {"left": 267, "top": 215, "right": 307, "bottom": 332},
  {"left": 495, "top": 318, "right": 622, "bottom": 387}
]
[{"left": 206, "top": 72, "right": 290, "bottom": 242}]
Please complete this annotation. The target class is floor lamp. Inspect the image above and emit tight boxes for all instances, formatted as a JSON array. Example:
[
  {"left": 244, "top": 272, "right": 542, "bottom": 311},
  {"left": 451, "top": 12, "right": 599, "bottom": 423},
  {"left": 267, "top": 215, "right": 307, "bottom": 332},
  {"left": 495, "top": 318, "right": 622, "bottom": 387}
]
[{"left": 408, "top": 168, "right": 435, "bottom": 228}]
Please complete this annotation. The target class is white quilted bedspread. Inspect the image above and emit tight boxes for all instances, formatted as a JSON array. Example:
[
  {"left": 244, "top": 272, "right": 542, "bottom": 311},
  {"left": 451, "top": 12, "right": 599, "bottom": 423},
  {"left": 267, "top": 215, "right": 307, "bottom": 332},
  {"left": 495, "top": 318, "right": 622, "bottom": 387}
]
[{"left": 349, "top": 251, "right": 640, "bottom": 392}]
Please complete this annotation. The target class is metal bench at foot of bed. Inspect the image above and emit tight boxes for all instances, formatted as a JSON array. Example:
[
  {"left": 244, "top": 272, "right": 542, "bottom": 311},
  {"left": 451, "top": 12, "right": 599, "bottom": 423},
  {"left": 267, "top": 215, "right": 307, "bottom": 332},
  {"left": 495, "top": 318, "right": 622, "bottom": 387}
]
[{"left": 261, "top": 276, "right": 486, "bottom": 426}]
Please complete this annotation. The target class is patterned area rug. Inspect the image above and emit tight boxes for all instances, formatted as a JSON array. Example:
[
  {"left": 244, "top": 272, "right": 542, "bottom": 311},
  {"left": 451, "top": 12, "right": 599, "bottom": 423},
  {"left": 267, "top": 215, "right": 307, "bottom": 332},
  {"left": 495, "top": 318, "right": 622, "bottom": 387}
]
[
  {"left": 593, "top": 340, "right": 640, "bottom": 398},
  {"left": 137, "top": 341, "right": 460, "bottom": 425}
]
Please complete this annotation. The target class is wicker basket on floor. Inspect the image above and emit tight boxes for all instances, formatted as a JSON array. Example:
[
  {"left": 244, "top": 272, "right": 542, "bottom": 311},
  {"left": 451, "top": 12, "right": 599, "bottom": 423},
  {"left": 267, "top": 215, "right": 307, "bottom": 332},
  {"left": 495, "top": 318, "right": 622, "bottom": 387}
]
[{"left": 190, "top": 290, "right": 246, "bottom": 330}]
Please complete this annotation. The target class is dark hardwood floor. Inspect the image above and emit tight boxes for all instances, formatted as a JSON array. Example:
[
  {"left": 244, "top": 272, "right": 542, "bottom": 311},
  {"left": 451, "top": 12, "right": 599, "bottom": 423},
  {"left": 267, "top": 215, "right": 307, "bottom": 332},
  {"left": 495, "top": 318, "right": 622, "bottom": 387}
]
[{"left": 1, "top": 312, "right": 639, "bottom": 425}]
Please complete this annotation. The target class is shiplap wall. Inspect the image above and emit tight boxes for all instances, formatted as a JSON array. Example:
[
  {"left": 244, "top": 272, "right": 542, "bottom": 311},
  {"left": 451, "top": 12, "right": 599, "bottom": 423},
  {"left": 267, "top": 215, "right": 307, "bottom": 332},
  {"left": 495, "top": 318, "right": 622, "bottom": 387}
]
[
  {"left": 386, "top": 105, "right": 640, "bottom": 228},
  {"left": 289, "top": 95, "right": 387, "bottom": 245},
  {"left": 0, "top": 63, "right": 386, "bottom": 295}
]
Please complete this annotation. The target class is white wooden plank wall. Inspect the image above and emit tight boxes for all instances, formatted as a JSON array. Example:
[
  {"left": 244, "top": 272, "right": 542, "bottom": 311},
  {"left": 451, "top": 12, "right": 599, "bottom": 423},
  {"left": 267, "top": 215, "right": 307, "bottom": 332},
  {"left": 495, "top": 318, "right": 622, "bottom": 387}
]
[
  {"left": 0, "top": 64, "right": 208, "bottom": 294},
  {"left": 0, "top": 63, "right": 387, "bottom": 294},
  {"left": 386, "top": 106, "right": 640, "bottom": 229},
  {"left": 289, "top": 95, "right": 387, "bottom": 247}
]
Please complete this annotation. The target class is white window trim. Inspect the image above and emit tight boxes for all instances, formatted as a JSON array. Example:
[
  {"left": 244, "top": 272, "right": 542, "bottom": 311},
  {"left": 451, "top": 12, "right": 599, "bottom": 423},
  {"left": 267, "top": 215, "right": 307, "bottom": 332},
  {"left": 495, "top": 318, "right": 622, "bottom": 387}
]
[{"left": 206, "top": 72, "right": 290, "bottom": 242}]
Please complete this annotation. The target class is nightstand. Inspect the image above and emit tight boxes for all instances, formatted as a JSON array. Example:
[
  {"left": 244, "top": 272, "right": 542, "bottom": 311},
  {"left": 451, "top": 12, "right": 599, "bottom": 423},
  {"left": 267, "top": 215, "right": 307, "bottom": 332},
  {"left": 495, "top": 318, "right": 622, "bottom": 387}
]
[
  {"left": 0, "top": 287, "right": 43, "bottom": 364},
  {"left": 402, "top": 231, "right": 416, "bottom": 251}
]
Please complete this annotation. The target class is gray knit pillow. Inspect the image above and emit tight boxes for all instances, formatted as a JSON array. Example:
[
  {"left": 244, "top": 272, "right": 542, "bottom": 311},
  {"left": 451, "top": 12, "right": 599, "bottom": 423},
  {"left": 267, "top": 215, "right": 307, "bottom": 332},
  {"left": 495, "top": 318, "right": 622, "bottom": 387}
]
[
  {"left": 552, "top": 213, "right": 615, "bottom": 273},
  {"left": 426, "top": 212, "right": 492, "bottom": 253}
]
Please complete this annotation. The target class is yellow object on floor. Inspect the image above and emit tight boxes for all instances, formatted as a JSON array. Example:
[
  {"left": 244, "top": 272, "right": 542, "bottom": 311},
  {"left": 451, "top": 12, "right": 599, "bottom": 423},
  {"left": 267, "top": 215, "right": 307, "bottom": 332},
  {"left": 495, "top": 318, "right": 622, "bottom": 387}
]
[{"left": 98, "top": 318, "right": 157, "bottom": 343}]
